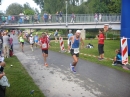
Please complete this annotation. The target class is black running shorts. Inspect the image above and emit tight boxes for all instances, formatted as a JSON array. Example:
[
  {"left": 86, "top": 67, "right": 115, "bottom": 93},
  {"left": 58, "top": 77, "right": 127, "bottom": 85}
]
[
  {"left": 70, "top": 49, "right": 79, "bottom": 57},
  {"left": 42, "top": 49, "right": 48, "bottom": 54}
]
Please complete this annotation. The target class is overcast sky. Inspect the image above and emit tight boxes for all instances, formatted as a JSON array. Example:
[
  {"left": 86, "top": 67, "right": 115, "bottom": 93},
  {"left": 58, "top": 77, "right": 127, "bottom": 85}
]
[{"left": 0, "top": 0, "right": 41, "bottom": 12}]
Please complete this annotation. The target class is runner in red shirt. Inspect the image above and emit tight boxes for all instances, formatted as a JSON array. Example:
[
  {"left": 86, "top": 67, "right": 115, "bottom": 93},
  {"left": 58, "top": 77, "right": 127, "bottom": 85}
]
[
  {"left": 39, "top": 33, "right": 49, "bottom": 67},
  {"left": 97, "top": 29, "right": 105, "bottom": 60}
]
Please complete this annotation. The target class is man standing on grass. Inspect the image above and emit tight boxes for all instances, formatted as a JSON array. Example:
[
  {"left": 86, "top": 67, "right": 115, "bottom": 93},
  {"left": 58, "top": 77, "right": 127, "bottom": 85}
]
[
  {"left": 3, "top": 32, "right": 10, "bottom": 58},
  {"left": 39, "top": 33, "right": 49, "bottom": 67},
  {"left": 69, "top": 30, "right": 84, "bottom": 73}
]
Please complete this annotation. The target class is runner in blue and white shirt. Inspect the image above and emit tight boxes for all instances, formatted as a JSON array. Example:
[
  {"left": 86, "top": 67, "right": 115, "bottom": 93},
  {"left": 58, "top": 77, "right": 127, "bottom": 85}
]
[
  {"left": 69, "top": 30, "right": 84, "bottom": 73},
  {"left": 34, "top": 33, "right": 39, "bottom": 48}
]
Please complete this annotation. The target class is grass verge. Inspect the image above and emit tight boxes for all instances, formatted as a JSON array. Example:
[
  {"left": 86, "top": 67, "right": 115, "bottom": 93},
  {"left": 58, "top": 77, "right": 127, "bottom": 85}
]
[
  {"left": 4, "top": 56, "right": 45, "bottom": 97},
  {"left": 49, "top": 39, "right": 130, "bottom": 74}
]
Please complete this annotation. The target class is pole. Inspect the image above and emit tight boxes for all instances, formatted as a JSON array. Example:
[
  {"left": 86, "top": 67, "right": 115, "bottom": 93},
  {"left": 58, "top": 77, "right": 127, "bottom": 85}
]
[{"left": 66, "top": 0, "right": 68, "bottom": 27}]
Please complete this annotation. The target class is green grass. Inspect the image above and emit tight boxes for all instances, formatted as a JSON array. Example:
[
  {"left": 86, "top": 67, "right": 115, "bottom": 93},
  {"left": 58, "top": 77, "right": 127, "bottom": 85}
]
[
  {"left": 4, "top": 56, "right": 45, "bottom": 97},
  {"left": 50, "top": 39, "right": 130, "bottom": 73}
]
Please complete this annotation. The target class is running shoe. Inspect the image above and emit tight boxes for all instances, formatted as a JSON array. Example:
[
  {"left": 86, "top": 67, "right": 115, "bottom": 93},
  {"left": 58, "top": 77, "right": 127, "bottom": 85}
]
[
  {"left": 112, "top": 63, "right": 116, "bottom": 66},
  {"left": 44, "top": 63, "right": 48, "bottom": 67},
  {"left": 98, "top": 58, "right": 104, "bottom": 61},
  {"left": 72, "top": 67, "right": 76, "bottom": 73}
]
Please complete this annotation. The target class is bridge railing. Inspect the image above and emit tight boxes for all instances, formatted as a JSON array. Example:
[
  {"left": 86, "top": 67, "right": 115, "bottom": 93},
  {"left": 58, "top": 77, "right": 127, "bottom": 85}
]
[{"left": 0, "top": 14, "right": 121, "bottom": 25}]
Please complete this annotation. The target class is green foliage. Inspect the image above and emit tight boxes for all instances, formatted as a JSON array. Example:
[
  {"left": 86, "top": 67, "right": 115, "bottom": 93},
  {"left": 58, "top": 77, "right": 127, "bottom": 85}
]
[
  {"left": 24, "top": 9, "right": 35, "bottom": 15},
  {"left": 33, "top": 0, "right": 44, "bottom": 10},
  {"left": 6, "top": 3, "right": 23, "bottom": 15},
  {"left": 23, "top": 3, "right": 35, "bottom": 15},
  {"left": 6, "top": 2, "right": 36, "bottom": 15},
  {"left": 108, "top": 0, "right": 121, "bottom": 13},
  {"left": 33, "top": 0, "right": 121, "bottom": 14},
  {"left": 86, "top": 34, "right": 95, "bottom": 38}
]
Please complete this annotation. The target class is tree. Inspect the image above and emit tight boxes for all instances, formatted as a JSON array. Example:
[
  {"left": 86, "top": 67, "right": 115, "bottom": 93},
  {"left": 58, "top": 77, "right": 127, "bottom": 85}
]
[
  {"left": 33, "top": 0, "right": 44, "bottom": 10},
  {"left": 33, "top": 0, "right": 121, "bottom": 14},
  {"left": 108, "top": 0, "right": 121, "bottom": 13},
  {"left": 23, "top": 2, "right": 35, "bottom": 15},
  {"left": 6, "top": 3, "right": 23, "bottom": 15}
]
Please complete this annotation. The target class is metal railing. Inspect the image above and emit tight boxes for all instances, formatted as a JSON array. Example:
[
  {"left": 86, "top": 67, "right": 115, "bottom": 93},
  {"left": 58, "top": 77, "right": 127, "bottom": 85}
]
[{"left": 0, "top": 14, "right": 121, "bottom": 25}]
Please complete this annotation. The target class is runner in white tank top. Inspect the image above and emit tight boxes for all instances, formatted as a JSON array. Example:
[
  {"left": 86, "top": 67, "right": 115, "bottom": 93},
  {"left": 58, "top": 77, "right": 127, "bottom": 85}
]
[{"left": 29, "top": 34, "right": 34, "bottom": 51}]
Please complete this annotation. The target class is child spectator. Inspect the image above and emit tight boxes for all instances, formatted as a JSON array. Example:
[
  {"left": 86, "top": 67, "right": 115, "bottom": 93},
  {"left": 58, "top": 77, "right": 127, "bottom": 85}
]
[{"left": 112, "top": 49, "right": 123, "bottom": 66}]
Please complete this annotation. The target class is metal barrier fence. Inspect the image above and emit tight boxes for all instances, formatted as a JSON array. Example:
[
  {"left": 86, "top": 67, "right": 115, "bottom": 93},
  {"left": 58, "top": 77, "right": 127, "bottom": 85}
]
[{"left": 0, "top": 14, "right": 121, "bottom": 24}]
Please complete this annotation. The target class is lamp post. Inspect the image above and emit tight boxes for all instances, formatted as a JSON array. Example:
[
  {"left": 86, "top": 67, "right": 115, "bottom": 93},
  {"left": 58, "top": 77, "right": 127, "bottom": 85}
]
[{"left": 65, "top": 0, "right": 68, "bottom": 27}]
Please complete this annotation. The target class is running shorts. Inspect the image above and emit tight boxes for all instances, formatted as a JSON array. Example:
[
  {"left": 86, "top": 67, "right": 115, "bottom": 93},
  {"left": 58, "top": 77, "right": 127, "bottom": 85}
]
[
  {"left": 42, "top": 49, "right": 48, "bottom": 54},
  {"left": 70, "top": 49, "right": 79, "bottom": 57},
  {"left": 20, "top": 42, "right": 24, "bottom": 45},
  {"left": 35, "top": 40, "right": 38, "bottom": 43}
]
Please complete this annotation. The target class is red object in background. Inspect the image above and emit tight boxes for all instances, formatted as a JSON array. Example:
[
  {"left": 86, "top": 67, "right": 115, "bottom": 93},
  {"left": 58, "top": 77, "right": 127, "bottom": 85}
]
[{"left": 9, "top": 50, "right": 13, "bottom": 57}]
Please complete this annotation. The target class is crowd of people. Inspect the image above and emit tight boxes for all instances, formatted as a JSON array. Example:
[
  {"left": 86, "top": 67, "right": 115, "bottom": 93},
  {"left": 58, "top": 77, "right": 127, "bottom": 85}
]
[
  {"left": 0, "top": 30, "right": 14, "bottom": 97},
  {"left": 0, "top": 12, "right": 104, "bottom": 24}
]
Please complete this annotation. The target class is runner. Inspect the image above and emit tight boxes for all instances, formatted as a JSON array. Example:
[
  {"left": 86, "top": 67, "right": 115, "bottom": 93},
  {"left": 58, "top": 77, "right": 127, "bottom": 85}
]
[
  {"left": 39, "top": 33, "right": 49, "bottom": 67},
  {"left": 28, "top": 34, "right": 34, "bottom": 51},
  {"left": 69, "top": 30, "right": 84, "bottom": 73},
  {"left": 19, "top": 33, "right": 25, "bottom": 52},
  {"left": 34, "top": 33, "right": 39, "bottom": 48},
  {"left": 67, "top": 30, "right": 73, "bottom": 53}
]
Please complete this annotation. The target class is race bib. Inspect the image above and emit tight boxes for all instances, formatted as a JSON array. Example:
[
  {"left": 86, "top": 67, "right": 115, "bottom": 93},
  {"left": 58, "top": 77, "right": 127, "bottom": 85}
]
[
  {"left": 42, "top": 43, "right": 47, "bottom": 49},
  {"left": 74, "top": 48, "right": 79, "bottom": 54}
]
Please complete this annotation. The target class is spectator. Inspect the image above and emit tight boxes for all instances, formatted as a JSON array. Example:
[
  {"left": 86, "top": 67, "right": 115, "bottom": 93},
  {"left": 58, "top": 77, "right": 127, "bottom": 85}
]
[
  {"left": 48, "top": 14, "right": 52, "bottom": 23},
  {"left": 8, "top": 35, "right": 13, "bottom": 53},
  {"left": 59, "top": 11, "right": 62, "bottom": 23},
  {"left": 94, "top": 13, "right": 98, "bottom": 22},
  {"left": 0, "top": 32, "right": 3, "bottom": 56},
  {"left": 11, "top": 16, "right": 15, "bottom": 24},
  {"left": 1, "top": 16, "right": 5, "bottom": 23},
  {"left": 26, "top": 15, "right": 30, "bottom": 23},
  {"left": 44, "top": 13, "right": 47, "bottom": 23},
  {"left": 21, "top": 13, "right": 25, "bottom": 23},
  {"left": 112, "top": 49, "right": 123, "bottom": 66},
  {"left": 54, "top": 30, "right": 58, "bottom": 43},
  {"left": 0, "top": 61, "right": 6, "bottom": 97},
  {"left": 3, "top": 32, "right": 9, "bottom": 58},
  {"left": 56, "top": 11, "right": 59, "bottom": 22},
  {"left": 0, "top": 66, "right": 6, "bottom": 97},
  {"left": 97, "top": 29, "right": 105, "bottom": 60},
  {"left": 99, "top": 13, "right": 102, "bottom": 22},
  {"left": 8, "top": 15, "right": 11, "bottom": 24},
  {"left": 34, "top": 13, "right": 38, "bottom": 23},
  {"left": 38, "top": 13, "right": 40, "bottom": 23},
  {"left": 70, "top": 13, "right": 75, "bottom": 23}
]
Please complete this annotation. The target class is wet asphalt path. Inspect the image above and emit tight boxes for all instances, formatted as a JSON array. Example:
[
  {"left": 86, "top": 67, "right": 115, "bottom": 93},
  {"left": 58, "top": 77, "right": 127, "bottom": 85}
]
[{"left": 13, "top": 34, "right": 130, "bottom": 97}]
